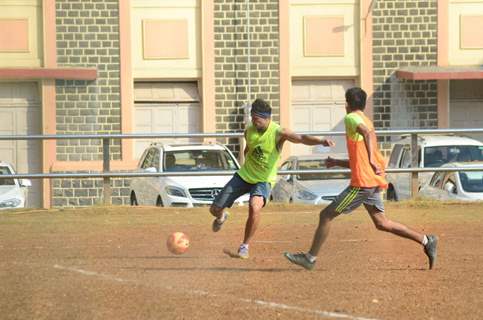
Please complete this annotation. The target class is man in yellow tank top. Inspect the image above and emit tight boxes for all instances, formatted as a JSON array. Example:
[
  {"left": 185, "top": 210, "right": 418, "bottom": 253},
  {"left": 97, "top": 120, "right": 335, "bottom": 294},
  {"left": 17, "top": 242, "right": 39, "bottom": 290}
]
[
  {"left": 210, "top": 98, "right": 334, "bottom": 259},
  {"left": 284, "top": 87, "right": 438, "bottom": 270}
]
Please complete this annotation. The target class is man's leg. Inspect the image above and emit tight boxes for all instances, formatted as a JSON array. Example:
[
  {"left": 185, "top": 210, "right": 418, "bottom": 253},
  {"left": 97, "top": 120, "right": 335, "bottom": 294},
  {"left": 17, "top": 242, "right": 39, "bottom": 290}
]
[
  {"left": 283, "top": 205, "right": 341, "bottom": 270},
  {"left": 366, "top": 205, "right": 423, "bottom": 243},
  {"left": 236, "top": 182, "right": 271, "bottom": 259},
  {"left": 308, "top": 205, "right": 341, "bottom": 256},
  {"left": 284, "top": 186, "right": 361, "bottom": 270},
  {"left": 210, "top": 205, "right": 229, "bottom": 232},
  {"left": 209, "top": 204, "right": 224, "bottom": 220},
  {"left": 242, "top": 195, "right": 264, "bottom": 245},
  {"left": 235, "top": 196, "right": 264, "bottom": 259},
  {"left": 366, "top": 205, "right": 438, "bottom": 269},
  {"left": 210, "top": 174, "right": 250, "bottom": 232}
]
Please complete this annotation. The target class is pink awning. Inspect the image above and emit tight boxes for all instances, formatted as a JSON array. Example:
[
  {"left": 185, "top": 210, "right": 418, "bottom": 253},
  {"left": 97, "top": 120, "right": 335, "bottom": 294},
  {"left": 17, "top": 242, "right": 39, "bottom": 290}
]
[{"left": 396, "top": 66, "right": 483, "bottom": 80}]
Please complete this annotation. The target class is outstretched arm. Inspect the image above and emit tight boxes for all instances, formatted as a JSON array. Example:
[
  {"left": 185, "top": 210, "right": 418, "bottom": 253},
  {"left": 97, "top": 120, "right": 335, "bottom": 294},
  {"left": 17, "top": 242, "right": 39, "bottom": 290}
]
[
  {"left": 326, "top": 156, "right": 350, "bottom": 168},
  {"left": 278, "top": 128, "right": 335, "bottom": 147},
  {"left": 356, "top": 123, "right": 382, "bottom": 175}
]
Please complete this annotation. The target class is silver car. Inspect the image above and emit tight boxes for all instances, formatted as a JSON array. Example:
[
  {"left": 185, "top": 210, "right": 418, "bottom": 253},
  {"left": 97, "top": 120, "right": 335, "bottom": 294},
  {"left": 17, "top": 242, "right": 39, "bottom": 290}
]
[
  {"left": 386, "top": 135, "right": 483, "bottom": 201},
  {"left": 419, "top": 162, "right": 483, "bottom": 201},
  {"left": 271, "top": 155, "right": 349, "bottom": 205}
]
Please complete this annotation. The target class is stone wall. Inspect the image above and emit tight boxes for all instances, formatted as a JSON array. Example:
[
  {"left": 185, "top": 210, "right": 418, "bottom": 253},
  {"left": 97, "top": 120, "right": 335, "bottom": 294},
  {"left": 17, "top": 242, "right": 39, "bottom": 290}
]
[
  {"left": 53, "top": 0, "right": 128, "bottom": 206},
  {"left": 55, "top": 0, "right": 121, "bottom": 161},
  {"left": 214, "top": 0, "right": 280, "bottom": 154},
  {"left": 372, "top": 0, "right": 438, "bottom": 147}
]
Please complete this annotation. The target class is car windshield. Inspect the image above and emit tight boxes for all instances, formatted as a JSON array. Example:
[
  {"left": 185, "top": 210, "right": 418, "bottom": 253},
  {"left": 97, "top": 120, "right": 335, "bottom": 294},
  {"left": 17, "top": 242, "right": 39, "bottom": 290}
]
[
  {"left": 458, "top": 171, "right": 483, "bottom": 193},
  {"left": 296, "top": 160, "right": 349, "bottom": 181},
  {"left": 0, "top": 166, "right": 15, "bottom": 186},
  {"left": 424, "top": 145, "right": 483, "bottom": 167},
  {"left": 164, "top": 150, "right": 238, "bottom": 172}
]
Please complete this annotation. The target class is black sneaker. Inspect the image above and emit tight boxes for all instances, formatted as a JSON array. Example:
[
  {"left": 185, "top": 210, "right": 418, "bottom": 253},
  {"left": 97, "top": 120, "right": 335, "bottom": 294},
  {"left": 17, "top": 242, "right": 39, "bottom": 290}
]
[
  {"left": 284, "top": 252, "right": 315, "bottom": 270},
  {"left": 424, "top": 235, "right": 438, "bottom": 270},
  {"left": 212, "top": 212, "right": 229, "bottom": 232}
]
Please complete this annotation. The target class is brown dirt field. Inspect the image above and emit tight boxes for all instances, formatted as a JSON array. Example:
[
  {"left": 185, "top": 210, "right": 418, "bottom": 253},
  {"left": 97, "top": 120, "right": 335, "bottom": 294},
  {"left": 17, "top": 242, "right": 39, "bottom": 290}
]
[{"left": 1, "top": 201, "right": 483, "bottom": 320}]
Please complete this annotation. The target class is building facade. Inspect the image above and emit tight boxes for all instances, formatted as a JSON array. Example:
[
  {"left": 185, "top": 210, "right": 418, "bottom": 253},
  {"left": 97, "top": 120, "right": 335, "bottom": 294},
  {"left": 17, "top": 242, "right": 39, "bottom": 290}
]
[{"left": 0, "top": 0, "right": 482, "bottom": 208}]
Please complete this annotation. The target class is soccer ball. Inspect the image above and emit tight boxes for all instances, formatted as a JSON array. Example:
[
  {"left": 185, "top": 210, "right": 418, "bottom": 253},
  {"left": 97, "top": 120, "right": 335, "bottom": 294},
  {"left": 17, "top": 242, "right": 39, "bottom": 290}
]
[{"left": 166, "top": 232, "right": 190, "bottom": 255}]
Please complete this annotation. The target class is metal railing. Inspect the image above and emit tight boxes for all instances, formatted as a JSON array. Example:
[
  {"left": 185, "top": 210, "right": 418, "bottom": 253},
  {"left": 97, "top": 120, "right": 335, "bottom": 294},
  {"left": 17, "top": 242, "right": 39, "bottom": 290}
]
[{"left": 1, "top": 128, "right": 483, "bottom": 205}]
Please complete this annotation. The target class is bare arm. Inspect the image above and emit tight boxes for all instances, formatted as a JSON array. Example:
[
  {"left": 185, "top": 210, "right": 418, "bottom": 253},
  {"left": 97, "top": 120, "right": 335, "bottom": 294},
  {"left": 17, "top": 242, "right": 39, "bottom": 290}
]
[
  {"left": 356, "top": 123, "right": 382, "bottom": 175},
  {"left": 278, "top": 128, "right": 335, "bottom": 147},
  {"left": 243, "top": 130, "right": 248, "bottom": 156},
  {"left": 326, "top": 156, "right": 350, "bottom": 168}
]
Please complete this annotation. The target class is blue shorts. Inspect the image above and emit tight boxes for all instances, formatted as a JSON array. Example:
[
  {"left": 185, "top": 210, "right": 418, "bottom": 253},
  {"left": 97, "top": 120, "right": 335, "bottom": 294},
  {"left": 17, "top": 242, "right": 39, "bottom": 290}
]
[{"left": 213, "top": 173, "right": 271, "bottom": 208}]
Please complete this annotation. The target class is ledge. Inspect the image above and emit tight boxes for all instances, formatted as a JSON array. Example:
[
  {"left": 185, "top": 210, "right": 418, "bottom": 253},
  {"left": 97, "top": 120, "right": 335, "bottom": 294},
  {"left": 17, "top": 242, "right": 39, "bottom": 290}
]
[
  {"left": 50, "top": 160, "right": 138, "bottom": 172},
  {"left": 0, "top": 68, "right": 97, "bottom": 80},
  {"left": 396, "top": 66, "right": 483, "bottom": 80}
]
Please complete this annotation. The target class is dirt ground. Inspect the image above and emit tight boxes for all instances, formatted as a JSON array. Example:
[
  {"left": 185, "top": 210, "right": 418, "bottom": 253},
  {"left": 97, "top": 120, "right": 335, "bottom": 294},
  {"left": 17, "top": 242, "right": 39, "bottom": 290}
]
[{"left": 1, "top": 201, "right": 483, "bottom": 320}]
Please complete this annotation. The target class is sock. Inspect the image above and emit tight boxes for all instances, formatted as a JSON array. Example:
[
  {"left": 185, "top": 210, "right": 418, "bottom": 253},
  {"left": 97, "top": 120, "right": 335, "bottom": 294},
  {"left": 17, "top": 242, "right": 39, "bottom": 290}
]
[
  {"left": 216, "top": 211, "right": 227, "bottom": 223},
  {"left": 240, "top": 243, "right": 249, "bottom": 250},
  {"left": 305, "top": 252, "right": 316, "bottom": 263},
  {"left": 422, "top": 235, "right": 428, "bottom": 246}
]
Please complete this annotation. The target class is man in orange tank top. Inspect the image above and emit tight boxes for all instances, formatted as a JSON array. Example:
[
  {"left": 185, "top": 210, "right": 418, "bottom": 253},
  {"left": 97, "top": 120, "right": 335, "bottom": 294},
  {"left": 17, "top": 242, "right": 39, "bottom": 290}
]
[{"left": 284, "top": 87, "right": 438, "bottom": 270}]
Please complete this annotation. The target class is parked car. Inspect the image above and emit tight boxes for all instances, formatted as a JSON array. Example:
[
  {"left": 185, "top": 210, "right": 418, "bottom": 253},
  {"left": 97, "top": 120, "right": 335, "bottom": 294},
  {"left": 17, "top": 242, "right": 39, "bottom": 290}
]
[
  {"left": 129, "top": 143, "right": 249, "bottom": 207},
  {"left": 386, "top": 135, "right": 483, "bottom": 200},
  {"left": 0, "top": 162, "right": 32, "bottom": 209},
  {"left": 271, "top": 155, "right": 350, "bottom": 205},
  {"left": 419, "top": 162, "right": 483, "bottom": 201}
]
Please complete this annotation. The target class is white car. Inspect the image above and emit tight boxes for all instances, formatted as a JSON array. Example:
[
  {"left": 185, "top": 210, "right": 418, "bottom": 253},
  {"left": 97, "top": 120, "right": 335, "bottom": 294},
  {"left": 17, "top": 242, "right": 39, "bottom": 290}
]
[
  {"left": 386, "top": 135, "right": 483, "bottom": 201},
  {"left": 271, "top": 155, "right": 350, "bottom": 205},
  {"left": 0, "top": 162, "right": 32, "bottom": 209},
  {"left": 419, "top": 162, "right": 483, "bottom": 201},
  {"left": 129, "top": 143, "right": 249, "bottom": 207}
]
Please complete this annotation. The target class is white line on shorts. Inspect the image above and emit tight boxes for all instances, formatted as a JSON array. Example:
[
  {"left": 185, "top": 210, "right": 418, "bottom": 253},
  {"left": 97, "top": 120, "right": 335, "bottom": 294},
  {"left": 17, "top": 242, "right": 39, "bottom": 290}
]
[{"left": 53, "top": 264, "right": 380, "bottom": 320}]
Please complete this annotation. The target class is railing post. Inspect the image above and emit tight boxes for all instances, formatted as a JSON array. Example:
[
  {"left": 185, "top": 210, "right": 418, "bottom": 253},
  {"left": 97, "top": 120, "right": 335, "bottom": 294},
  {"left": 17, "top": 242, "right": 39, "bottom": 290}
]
[
  {"left": 410, "top": 133, "right": 418, "bottom": 199},
  {"left": 102, "top": 138, "right": 111, "bottom": 205},
  {"left": 238, "top": 136, "right": 245, "bottom": 164}
]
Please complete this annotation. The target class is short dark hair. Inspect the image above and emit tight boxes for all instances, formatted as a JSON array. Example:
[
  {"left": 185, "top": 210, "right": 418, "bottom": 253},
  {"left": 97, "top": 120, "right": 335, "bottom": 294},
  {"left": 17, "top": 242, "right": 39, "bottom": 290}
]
[
  {"left": 251, "top": 98, "right": 271, "bottom": 114},
  {"left": 345, "top": 87, "right": 367, "bottom": 111}
]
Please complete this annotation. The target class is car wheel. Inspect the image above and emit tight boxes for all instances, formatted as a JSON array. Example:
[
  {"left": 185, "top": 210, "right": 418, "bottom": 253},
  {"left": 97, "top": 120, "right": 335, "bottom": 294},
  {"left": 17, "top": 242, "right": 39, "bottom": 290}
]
[
  {"left": 156, "top": 196, "right": 164, "bottom": 207},
  {"left": 130, "top": 191, "right": 138, "bottom": 206},
  {"left": 387, "top": 185, "right": 399, "bottom": 201}
]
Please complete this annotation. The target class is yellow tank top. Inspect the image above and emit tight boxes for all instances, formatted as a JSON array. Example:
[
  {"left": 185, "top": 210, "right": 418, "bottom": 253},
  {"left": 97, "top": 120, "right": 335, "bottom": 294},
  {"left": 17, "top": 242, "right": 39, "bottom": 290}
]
[{"left": 237, "top": 122, "right": 281, "bottom": 185}]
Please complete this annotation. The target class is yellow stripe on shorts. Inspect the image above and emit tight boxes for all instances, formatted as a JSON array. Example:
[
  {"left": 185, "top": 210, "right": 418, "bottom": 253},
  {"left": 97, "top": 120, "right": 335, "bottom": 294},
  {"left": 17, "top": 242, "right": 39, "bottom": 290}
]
[{"left": 335, "top": 187, "right": 360, "bottom": 213}]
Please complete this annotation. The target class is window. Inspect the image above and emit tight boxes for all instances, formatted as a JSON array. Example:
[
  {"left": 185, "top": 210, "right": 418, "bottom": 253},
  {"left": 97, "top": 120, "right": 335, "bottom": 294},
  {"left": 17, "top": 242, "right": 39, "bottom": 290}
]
[
  {"left": 459, "top": 171, "right": 483, "bottom": 193},
  {"left": 399, "top": 147, "right": 412, "bottom": 168},
  {"left": 163, "top": 150, "right": 238, "bottom": 172},
  {"left": 141, "top": 148, "right": 156, "bottom": 169},
  {"left": 296, "top": 159, "right": 349, "bottom": 181},
  {"left": 429, "top": 172, "right": 444, "bottom": 188},
  {"left": 388, "top": 144, "right": 403, "bottom": 168},
  {"left": 279, "top": 161, "right": 291, "bottom": 180},
  {"left": 0, "top": 166, "right": 14, "bottom": 186},
  {"left": 153, "top": 150, "right": 160, "bottom": 170},
  {"left": 399, "top": 146, "right": 421, "bottom": 168},
  {"left": 424, "top": 145, "right": 483, "bottom": 168}
]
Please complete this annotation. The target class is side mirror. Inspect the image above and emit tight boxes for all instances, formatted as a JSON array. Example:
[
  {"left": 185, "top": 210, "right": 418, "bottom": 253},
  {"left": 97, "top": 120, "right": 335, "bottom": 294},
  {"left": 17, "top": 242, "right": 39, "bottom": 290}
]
[
  {"left": 20, "top": 179, "right": 32, "bottom": 187},
  {"left": 145, "top": 167, "right": 157, "bottom": 173}
]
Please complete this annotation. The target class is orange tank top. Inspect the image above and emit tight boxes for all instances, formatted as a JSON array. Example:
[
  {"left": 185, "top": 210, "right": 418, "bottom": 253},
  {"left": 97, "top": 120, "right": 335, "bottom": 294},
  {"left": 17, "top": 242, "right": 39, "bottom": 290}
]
[{"left": 345, "top": 111, "right": 388, "bottom": 189}]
